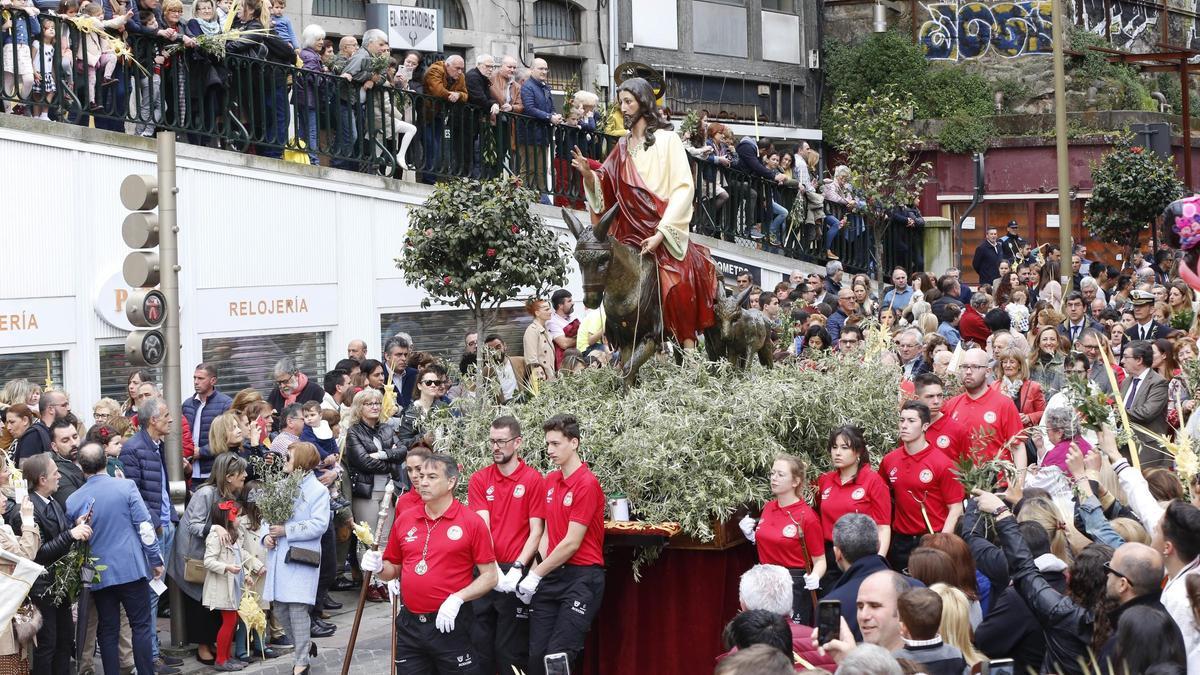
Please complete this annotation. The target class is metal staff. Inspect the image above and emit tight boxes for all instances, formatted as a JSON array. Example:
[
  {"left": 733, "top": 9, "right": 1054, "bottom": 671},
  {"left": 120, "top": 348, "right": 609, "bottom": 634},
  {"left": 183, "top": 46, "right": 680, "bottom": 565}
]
[{"left": 340, "top": 482, "right": 395, "bottom": 675}]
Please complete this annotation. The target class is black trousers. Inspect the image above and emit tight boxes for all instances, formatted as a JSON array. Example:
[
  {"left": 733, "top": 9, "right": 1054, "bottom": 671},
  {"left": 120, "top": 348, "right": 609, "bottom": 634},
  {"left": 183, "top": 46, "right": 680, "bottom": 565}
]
[
  {"left": 395, "top": 605, "right": 480, "bottom": 674},
  {"left": 471, "top": 563, "right": 530, "bottom": 675},
  {"left": 527, "top": 565, "right": 605, "bottom": 675},
  {"left": 888, "top": 532, "right": 924, "bottom": 573},
  {"left": 820, "top": 540, "right": 844, "bottom": 590},
  {"left": 314, "top": 517, "right": 336, "bottom": 611},
  {"left": 94, "top": 580, "right": 155, "bottom": 675},
  {"left": 787, "top": 567, "right": 816, "bottom": 625},
  {"left": 31, "top": 595, "right": 72, "bottom": 675}
]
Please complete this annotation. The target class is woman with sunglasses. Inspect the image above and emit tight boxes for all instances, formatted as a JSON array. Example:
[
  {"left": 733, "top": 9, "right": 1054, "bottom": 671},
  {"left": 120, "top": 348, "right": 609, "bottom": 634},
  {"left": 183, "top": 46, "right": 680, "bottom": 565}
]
[
  {"left": 345, "top": 388, "right": 403, "bottom": 603},
  {"left": 397, "top": 365, "right": 448, "bottom": 453}
]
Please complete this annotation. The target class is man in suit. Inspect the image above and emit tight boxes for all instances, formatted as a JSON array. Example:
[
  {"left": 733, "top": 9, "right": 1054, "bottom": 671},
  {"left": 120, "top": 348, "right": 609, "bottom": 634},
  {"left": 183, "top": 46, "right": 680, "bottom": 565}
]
[
  {"left": 1129, "top": 290, "right": 1170, "bottom": 341},
  {"left": 22, "top": 452, "right": 93, "bottom": 675},
  {"left": 972, "top": 227, "right": 1004, "bottom": 287},
  {"left": 1058, "top": 292, "right": 1103, "bottom": 345},
  {"left": 66, "top": 443, "right": 164, "bottom": 675},
  {"left": 1119, "top": 340, "right": 1171, "bottom": 468},
  {"left": 382, "top": 336, "right": 418, "bottom": 412},
  {"left": 484, "top": 334, "right": 528, "bottom": 403}
]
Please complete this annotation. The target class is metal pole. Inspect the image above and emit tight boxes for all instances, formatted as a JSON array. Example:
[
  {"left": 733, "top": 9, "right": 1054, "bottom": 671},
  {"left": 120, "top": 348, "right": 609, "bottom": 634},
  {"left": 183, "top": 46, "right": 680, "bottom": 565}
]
[
  {"left": 1052, "top": 0, "right": 1073, "bottom": 296},
  {"left": 158, "top": 131, "right": 188, "bottom": 647},
  {"left": 1182, "top": 58, "right": 1193, "bottom": 190}
]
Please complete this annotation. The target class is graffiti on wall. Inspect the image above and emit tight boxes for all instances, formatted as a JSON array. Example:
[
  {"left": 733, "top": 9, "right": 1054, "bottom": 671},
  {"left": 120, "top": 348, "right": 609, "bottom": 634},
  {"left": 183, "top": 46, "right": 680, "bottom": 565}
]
[
  {"left": 1075, "top": 0, "right": 1159, "bottom": 49},
  {"left": 919, "top": 0, "right": 1054, "bottom": 60}
]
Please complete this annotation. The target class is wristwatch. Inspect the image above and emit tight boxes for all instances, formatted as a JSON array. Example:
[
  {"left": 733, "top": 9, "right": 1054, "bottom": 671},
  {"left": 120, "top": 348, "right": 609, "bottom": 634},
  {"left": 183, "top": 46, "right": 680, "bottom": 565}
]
[
  {"left": 991, "top": 505, "right": 1010, "bottom": 518},
  {"left": 511, "top": 562, "right": 525, "bottom": 571}
]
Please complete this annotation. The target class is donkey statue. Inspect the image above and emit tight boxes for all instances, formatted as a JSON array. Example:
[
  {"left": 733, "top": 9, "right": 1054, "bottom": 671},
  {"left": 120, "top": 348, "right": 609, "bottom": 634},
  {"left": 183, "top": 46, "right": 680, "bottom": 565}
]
[{"left": 562, "top": 207, "right": 662, "bottom": 388}]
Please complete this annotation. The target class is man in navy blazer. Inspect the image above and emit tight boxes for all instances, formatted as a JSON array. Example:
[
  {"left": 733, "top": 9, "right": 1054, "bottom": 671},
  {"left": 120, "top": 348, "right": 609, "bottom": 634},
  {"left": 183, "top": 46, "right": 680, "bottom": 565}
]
[
  {"left": 67, "top": 443, "right": 163, "bottom": 675},
  {"left": 821, "top": 514, "right": 922, "bottom": 641}
]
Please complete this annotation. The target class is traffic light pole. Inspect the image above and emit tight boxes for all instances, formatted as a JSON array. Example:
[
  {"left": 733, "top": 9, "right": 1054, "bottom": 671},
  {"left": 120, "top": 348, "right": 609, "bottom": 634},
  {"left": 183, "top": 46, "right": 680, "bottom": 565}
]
[{"left": 157, "top": 132, "right": 187, "bottom": 648}]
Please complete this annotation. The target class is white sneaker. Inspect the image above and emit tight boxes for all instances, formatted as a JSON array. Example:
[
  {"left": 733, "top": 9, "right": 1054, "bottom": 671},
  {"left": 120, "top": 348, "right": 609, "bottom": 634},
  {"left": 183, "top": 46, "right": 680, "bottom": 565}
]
[{"left": 38, "top": 113, "right": 49, "bottom": 120}]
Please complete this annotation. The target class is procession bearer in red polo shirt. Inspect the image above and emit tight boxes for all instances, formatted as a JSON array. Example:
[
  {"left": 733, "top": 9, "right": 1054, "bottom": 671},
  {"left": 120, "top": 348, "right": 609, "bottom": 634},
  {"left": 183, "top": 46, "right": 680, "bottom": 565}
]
[
  {"left": 878, "top": 401, "right": 965, "bottom": 573},
  {"left": 516, "top": 414, "right": 605, "bottom": 675},
  {"left": 913, "top": 373, "right": 971, "bottom": 463},
  {"left": 468, "top": 416, "right": 546, "bottom": 675},
  {"left": 361, "top": 454, "right": 498, "bottom": 674}
]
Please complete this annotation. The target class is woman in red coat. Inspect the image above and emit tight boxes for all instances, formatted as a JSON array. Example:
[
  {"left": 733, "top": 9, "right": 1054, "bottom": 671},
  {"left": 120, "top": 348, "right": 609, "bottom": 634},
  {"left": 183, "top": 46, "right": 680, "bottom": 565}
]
[{"left": 990, "top": 346, "right": 1046, "bottom": 427}]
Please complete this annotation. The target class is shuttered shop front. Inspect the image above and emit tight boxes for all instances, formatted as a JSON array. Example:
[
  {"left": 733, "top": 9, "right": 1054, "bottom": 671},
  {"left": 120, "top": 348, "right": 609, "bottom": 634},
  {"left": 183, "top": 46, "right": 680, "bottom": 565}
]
[
  {"left": 97, "top": 343, "right": 163, "bottom": 402},
  {"left": 0, "top": 351, "right": 65, "bottom": 394},
  {"left": 380, "top": 308, "right": 533, "bottom": 363},
  {"left": 201, "top": 332, "right": 328, "bottom": 395}
]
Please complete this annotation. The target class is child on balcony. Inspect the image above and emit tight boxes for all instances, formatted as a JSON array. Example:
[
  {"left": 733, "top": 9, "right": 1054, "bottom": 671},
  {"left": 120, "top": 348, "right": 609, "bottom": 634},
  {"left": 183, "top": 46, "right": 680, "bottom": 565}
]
[
  {"left": 29, "top": 17, "right": 55, "bottom": 119},
  {"left": 79, "top": 0, "right": 127, "bottom": 110},
  {"left": 1, "top": 0, "right": 40, "bottom": 115}
]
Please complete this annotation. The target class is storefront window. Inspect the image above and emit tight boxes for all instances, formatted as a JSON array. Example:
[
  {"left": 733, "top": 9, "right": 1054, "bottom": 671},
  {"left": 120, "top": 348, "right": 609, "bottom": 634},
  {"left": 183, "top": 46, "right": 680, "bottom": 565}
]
[
  {"left": 0, "top": 351, "right": 65, "bottom": 395},
  {"left": 98, "top": 343, "right": 163, "bottom": 402},
  {"left": 201, "top": 332, "right": 328, "bottom": 395},
  {"left": 380, "top": 308, "right": 532, "bottom": 366}
]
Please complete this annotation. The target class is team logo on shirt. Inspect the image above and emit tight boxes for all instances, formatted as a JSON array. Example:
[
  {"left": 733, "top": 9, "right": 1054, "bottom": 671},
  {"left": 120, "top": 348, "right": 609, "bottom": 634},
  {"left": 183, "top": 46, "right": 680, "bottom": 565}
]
[
  {"left": 936, "top": 435, "right": 950, "bottom": 449},
  {"left": 545, "top": 488, "right": 554, "bottom": 504},
  {"left": 888, "top": 467, "right": 899, "bottom": 482},
  {"left": 821, "top": 487, "right": 832, "bottom": 500},
  {"left": 486, "top": 485, "right": 495, "bottom": 502},
  {"left": 851, "top": 488, "right": 865, "bottom": 500},
  {"left": 514, "top": 484, "right": 526, "bottom": 498},
  {"left": 983, "top": 411, "right": 997, "bottom": 424},
  {"left": 782, "top": 524, "right": 797, "bottom": 538},
  {"left": 919, "top": 469, "right": 934, "bottom": 484},
  {"left": 571, "top": 600, "right": 588, "bottom": 615},
  {"left": 563, "top": 491, "right": 574, "bottom": 507},
  {"left": 447, "top": 525, "right": 464, "bottom": 541},
  {"left": 404, "top": 527, "right": 417, "bottom": 543}
]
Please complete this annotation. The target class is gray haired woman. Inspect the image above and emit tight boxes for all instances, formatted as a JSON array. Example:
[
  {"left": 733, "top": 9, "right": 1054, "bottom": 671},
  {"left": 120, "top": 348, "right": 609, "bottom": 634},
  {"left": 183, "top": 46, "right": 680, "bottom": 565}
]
[{"left": 168, "top": 453, "right": 248, "bottom": 665}]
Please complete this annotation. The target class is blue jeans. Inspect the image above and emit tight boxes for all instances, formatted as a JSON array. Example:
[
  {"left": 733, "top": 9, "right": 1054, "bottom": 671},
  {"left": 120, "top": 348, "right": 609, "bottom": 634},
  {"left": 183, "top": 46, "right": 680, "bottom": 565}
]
[
  {"left": 331, "top": 101, "right": 357, "bottom": 169},
  {"left": 420, "top": 120, "right": 443, "bottom": 184},
  {"left": 768, "top": 201, "right": 787, "bottom": 240},
  {"left": 823, "top": 214, "right": 842, "bottom": 251},
  {"left": 259, "top": 84, "right": 286, "bottom": 159},
  {"left": 298, "top": 103, "right": 319, "bottom": 164},
  {"left": 96, "top": 580, "right": 155, "bottom": 675},
  {"left": 148, "top": 520, "right": 175, "bottom": 661}
]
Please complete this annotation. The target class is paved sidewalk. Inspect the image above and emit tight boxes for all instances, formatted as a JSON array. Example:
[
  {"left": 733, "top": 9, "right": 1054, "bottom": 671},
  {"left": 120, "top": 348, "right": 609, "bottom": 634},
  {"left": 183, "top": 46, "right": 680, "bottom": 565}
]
[{"left": 165, "top": 588, "right": 396, "bottom": 675}]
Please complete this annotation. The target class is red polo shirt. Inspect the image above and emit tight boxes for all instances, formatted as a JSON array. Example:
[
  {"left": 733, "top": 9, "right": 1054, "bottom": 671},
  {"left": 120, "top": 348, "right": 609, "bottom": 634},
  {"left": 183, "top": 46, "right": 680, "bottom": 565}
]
[
  {"left": 468, "top": 460, "right": 546, "bottom": 563},
  {"left": 543, "top": 462, "right": 605, "bottom": 567},
  {"left": 395, "top": 489, "right": 424, "bottom": 517},
  {"left": 926, "top": 414, "right": 971, "bottom": 463},
  {"left": 815, "top": 468, "right": 892, "bottom": 541},
  {"left": 878, "top": 442, "right": 965, "bottom": 536},
  {"left": 959, "top": 306, "right": 991, "bottom": 347},
  {"left": 382, "top": 499, "right": 496, "bottom": 613},
  {"left": 942, "top": 387, "right": 1023, "bottom": 464},
  {"left": 755, "top": 499, "right": 824, "bottom": 570}
]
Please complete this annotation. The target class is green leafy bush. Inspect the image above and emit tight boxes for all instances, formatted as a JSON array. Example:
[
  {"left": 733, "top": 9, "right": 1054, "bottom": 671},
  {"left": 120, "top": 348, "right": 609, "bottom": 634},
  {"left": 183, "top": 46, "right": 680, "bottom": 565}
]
[
  {"left": 427, "top": 351, "right": 903, "bottom": 541},
  {"left": 1086, "top": 136, "right": 1184, "bottom": 258}
]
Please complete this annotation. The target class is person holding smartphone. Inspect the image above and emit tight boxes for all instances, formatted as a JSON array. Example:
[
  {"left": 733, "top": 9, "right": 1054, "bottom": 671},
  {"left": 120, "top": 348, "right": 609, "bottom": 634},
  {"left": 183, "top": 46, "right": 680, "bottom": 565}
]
[{"left": 515, "top": 414, "right": 605, "bottom": 675}]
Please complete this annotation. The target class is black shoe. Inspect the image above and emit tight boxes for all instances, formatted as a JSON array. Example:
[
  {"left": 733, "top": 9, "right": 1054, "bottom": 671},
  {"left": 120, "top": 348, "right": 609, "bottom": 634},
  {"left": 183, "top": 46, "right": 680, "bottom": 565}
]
[
  {"left": 314, "top": 617, "right": 335, "bottom": 630},
  {"left": 322, "top": 596, "right": 343, "bottom": 610},
  {"left": 309, "top": 643, "right": 318, "bottom": 658},
  {"left": 270, "top": 634, "right": 293, "bottom": 647},
  {"left": 310, "top": 621, "right": 336, "bottom": 638},
  {"left": 262, "top": 647, "right": 282, "bottom": 659},
  {"left": 159, "top": 656, "right": 183, "bottom": 667},
  {"left": 331, "top": 576, "right": 357, "bottom": 591}
]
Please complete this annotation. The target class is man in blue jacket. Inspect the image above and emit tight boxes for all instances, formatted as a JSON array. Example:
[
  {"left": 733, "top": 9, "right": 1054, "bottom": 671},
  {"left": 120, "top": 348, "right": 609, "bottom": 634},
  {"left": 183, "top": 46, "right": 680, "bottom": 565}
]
[
  {"left": 118, "top": 398, "right": 178, "bottom": 671},
  {"left": 181, "top": 363, "right": 232, "bottom": 481},
  {"left": 67, "top": 443, "right": 164, "bottom": 675},
  {"left": 735, "top": 137, "right": 788, "bottom": 242},
  {"left": 518, "top": 58, "right": 561, "bottom": 201}
]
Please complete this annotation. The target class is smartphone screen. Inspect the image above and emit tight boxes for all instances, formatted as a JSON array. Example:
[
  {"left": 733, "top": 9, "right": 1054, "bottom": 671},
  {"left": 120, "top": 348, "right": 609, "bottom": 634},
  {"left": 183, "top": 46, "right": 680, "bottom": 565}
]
[
  {"left": 983, "top": 658, "right": 1015, "bottom": 675},
  {"left": 817, "top": 599, "right": 841, "bottom": 645},
  {"left": 544, "top": 653, "right": 570, "bottom": 675}
]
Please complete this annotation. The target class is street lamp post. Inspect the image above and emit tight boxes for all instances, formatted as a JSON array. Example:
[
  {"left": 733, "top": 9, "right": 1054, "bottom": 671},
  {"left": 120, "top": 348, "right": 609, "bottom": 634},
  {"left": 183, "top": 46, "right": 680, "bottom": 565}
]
[{"left": 1051, "top": 0, "right": 1073, "bottom": 295}]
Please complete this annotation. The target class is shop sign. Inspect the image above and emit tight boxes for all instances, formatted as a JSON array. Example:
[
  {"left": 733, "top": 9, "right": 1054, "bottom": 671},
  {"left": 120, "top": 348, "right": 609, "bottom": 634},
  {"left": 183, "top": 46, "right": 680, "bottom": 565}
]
[
  {"left": 0, "top": 297, "right": 76, "bottom": 347},
  {"left": 194, "top": 284, "right": 337, "bottom": 333}
]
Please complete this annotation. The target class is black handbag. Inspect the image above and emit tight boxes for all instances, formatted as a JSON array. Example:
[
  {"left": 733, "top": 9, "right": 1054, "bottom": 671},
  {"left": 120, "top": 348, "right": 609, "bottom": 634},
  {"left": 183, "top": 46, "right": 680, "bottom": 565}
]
[{"left": 284, "top": 547, "right": 321, "bottom": 568}]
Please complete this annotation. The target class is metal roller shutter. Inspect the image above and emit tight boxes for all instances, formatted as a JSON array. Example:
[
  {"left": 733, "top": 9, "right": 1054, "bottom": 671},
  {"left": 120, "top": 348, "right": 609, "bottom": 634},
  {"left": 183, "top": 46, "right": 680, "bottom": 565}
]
[
  {"left": 98, "top": 343, "right": 164, "bottom": 401},
  {"left": 380, "top": 308, "right": 533, "bottom": 364},
  {"left": 0, "top": 350, "right": 65, "bottom": 394},
  {"left": 201, "top": 332, "right": 328, "bottom": 396}
]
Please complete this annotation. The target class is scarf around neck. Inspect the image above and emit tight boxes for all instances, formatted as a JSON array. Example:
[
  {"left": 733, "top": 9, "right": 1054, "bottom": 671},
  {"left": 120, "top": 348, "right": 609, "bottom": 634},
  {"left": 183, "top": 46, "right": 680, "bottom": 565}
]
[{"left": 194, "top": 16, "right": 222, "bottom": 35}]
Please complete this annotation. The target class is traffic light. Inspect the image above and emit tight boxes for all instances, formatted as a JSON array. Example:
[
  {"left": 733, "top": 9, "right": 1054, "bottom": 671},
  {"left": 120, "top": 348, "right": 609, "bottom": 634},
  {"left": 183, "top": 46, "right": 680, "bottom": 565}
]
[{"left": 121, "top": 174, "right": 166, "bottom": 367}]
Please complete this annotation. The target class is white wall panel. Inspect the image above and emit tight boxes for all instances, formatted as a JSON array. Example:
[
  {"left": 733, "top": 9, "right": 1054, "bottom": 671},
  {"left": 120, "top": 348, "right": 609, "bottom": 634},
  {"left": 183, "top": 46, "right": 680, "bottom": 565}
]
[
  {"left": 631, "top": 0, "right": 679, "bottom": 49},
  {"left": 761, "top": 12, "right": 801, "bottom": 64},
  {"left": 0, "top": 138, "right": 77, "bottom": 299}
]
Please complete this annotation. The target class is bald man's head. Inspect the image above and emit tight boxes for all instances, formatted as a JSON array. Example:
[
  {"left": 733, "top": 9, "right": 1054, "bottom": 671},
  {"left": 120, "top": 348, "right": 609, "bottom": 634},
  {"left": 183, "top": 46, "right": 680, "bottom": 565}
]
[
  {"left": 1106, "top": 542, "right": 1164, "bottom": 603},
  {"left": 530, "top": 57, "right": 549, "bottom": 82},
  {"left": 959, "top": 348, "right": 990, "bottom": 392}
]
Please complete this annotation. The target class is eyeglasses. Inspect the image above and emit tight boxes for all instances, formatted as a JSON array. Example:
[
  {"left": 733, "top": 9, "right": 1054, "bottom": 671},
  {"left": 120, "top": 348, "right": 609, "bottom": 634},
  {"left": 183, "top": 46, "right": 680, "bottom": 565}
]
[
  {"left": 1103, "top": 561, "right": 1128, "bottom": 580},
  {"left": 959, "top": 364, "right": 990, "bottom": 371},
  {"left": 364, "top": 401, "right": 383, "bottom": 407},
  {"left": 489, "top": 437, "right": 519, "bottom": 447},
  {"left": 275, "top": 377, "right": 293, "bottom": 386}
]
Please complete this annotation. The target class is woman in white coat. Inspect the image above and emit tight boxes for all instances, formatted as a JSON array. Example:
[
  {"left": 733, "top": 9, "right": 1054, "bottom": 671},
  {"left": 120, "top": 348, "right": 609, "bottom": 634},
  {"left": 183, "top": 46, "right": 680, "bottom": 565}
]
[{"left": 262, "top": 441, "right": 330, "bottom": 675}]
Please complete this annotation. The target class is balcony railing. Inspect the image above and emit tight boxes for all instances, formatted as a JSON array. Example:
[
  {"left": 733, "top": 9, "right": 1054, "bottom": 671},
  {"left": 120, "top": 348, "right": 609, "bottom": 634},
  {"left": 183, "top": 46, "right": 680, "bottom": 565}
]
[{"left": 0, "top": 15, "right": 921, "bottom": 274}]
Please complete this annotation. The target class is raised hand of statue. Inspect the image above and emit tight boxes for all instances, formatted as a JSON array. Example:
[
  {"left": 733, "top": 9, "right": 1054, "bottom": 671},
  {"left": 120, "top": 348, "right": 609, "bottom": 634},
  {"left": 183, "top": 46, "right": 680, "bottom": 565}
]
[{"left": 570, "top": 146, "right": 594, "bottom": 183}]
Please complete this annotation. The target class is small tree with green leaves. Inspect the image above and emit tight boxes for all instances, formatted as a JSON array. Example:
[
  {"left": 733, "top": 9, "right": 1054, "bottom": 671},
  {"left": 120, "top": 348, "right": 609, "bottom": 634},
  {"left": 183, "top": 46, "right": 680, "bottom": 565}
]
[
  {"left": 397, "top": 177, "right": 571, "bottom": 397},
  {"left": 1086, "top": 137, "right": 1184, "bottom": 262},
  {"left": 825, "top": 90, "right": 931, "bottom": 282}
]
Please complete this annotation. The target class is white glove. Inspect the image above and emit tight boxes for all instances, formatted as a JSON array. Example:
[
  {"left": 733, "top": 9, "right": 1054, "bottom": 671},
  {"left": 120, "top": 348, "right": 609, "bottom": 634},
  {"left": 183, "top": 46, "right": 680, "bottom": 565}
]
[
  {"left": 387, "top": 578, "right": 401, "bottom": 598},
  {"left": 803, "top": 573, "right": 819, "bottom": 591},
  {"left": 738, "top": 515, "right": 757, "bottom": 544},
  {"left": 435, "top": 593, "right": 463, "bottom": 633},
  {"left": 496, "top": 565, "right": 522, "bottom": 593},
  {"left": 360, "top": 550, "right": 383, "bottom": 574},
  {"left": 515, "top": 571, "right": 542, "bottom": 604}
]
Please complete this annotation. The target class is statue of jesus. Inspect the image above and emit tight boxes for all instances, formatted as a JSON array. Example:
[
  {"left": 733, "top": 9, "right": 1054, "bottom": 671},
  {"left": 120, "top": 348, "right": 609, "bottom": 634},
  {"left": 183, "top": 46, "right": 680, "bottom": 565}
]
[{"left": 569, "top": 77, "right": 718, "bottom": 348}]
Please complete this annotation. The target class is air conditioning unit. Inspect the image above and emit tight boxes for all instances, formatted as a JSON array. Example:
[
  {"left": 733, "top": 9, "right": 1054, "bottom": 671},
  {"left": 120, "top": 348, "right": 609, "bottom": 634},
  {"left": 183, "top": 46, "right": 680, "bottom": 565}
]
[
  {"left": 808, "top": 49, "right": 820, "bottom": 70},
  {"left": 757, "top": 84, "right": 771, "bottom": 97}
]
